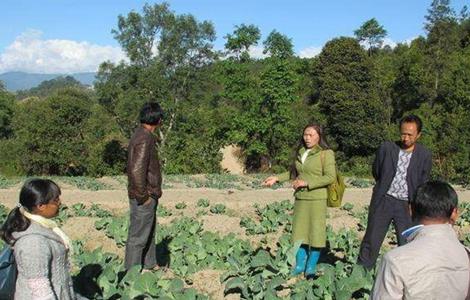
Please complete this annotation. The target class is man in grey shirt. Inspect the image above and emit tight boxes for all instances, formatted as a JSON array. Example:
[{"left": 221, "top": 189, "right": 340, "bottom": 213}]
[
  {"left": 372, "top": 181, "right": 469, "bottom": 299},
  {"left": 357, "top": 115, "right": 432, "bottom": 269}
]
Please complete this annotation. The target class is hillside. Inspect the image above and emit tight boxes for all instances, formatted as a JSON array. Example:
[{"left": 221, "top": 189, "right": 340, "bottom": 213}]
[{"left": 0, "top": 71, "right": 96, "bottom": 91}]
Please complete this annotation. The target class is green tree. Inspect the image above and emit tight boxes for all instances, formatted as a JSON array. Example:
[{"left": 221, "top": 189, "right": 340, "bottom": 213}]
[
  {"left": 257, "top": 58, "right": 303, "bottom": 169},
  {"left": 11, "top": 88, "right": 94, "bottom": 175},
  {"left": 424, "top": 0, "right": 460, "bottom": 103},
  {"left": 98, "top": 2, "right": 216, "bottom": 150},
  {"left": 0, "top": 82, "right": 15, "bottom": 139},
  {"left": 354, "top": 18, "right": 387, "bottom": 55},
  {"left": 262, "top": 30, "right": 294, "bottom": 59},
  {"left": 214, "top": 59, "right": 263, "bottom": 170},
  {"left": 391, "top": 38, "right": 435, "bottom": 120},
  {"left": 16, "top": 76, "right": 85, "bottom": 100},
  {"left": 425, "top": 0, "right": 456, "bottom": 32},
  {"left": 112, "top": 2, "right": 172, "bottom": 67},
  {"left": 82, "top": 103, "right": 127, "bottom": 176},
  {"left": 316, "top": 37, "right": 387, "bottom": 156},
  {"left": 224, "top": 24, "right": 261, "bottom": 61}
]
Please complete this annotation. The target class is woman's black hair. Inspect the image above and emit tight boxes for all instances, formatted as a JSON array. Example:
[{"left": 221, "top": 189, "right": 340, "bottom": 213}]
[
  {"left": 289, "top": 123, "right": 330, "bottom": 179},
  {"left": 1, "top": 178, "right": 61, "bottom": 245}
]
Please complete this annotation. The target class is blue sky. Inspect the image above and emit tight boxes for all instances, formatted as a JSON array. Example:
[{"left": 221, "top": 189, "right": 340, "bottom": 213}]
[{"left": 0, "top": 0, "right": 468, "bottom": 73}]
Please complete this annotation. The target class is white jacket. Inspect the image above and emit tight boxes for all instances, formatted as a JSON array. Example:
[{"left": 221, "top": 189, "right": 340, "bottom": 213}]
[{"left": 372, "top": 224, "right": 469, "bottom": 300}]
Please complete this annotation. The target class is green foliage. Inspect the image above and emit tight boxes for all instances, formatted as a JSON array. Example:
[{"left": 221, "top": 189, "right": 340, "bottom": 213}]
[
  {"left": 2, "top": 1, "right": 470, "bottom": 182},
  {"left": 80, "top": 104, "right": 127, "bottom": 177},
  {"left": 0, "top": 85, "right": 15, "bottom": 139},
  {"left": 240, "top": 200, "right": 293, "bottom": 235},
  {"left": 348, "top": 178, "right": 374, "bottom": 188},
  {"left": 354, "top": 18, "right": 388, "bottom": 52},
  {"left": 341, "top": 202, "right": 354, "bottom": 212},
  {"left": 222, "top": 235, "right": 299, "bottom": 299},
  {"left": 157, "top": 205, "right": 173, "bottom": 217},
  {"left": 95, "top": 215, "right": 129, "bottom": 247},
  {"left": 72, "top": 241, "right": 209, "bottom": 299},
  {"left": 175, "top": 202, "right": 187, "bottom": 209},
  {"left": 224, "top": 24, "right": 261, "bottom": 61},
  {"left": 263, "top": 30, "right": 294, "bottom": 59},
  {"left": 196, "top": 198, "right": 210, "bottom": 208},
  {"left": 456, "top": 202, "right": 470, "bottom": 227},
  {"left": 9, "top": 89, "right": 91, "bottom": 175},
  {"left": 0, "top": 175, "right": 21, "bottom": 188},
  {"left": 156, "top": 217, "right": 253, "bottom": 277},
  {"left": 317, "top": 37, "right": 387, "bottom": 157},
  {"left": 58, "top": 176, "right": 111, "bottom": 191},
  {"left": 326, "top": 226, "right": 361, "bottom": 264},
  {"left": 0, "top": 204, "right": 9, "bottom": 226},
  {"left": 209, "top": 203, "right": 226, "bottom": 214},
  {"left": 16, "top": 76, "right": 86, "bottom": 100}
]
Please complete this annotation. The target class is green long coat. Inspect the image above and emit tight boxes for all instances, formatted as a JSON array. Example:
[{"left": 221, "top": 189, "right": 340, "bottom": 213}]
[{"left": 278, "top": 145, "right": 336, "bottom": 247}]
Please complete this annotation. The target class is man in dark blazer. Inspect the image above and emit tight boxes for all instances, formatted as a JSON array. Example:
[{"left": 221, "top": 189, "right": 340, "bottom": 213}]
[{"left": 357, "top": 114, "right": 432, "bottom": 269}]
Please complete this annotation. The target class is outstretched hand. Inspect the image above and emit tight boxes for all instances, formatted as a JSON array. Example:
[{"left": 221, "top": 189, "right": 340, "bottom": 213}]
[{"left": 263, "top": 176, "right": 278, "bottom": 187}]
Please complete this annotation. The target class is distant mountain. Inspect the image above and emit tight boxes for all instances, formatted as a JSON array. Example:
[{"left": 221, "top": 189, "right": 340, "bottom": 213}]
[{"left": 0, "top": 71, "right": 96, "bottom": 91}]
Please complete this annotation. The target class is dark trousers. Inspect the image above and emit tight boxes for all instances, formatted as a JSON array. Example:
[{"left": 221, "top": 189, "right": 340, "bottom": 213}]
[
  {"left": 357, "top": 194, "right": 412, "bottom": 269},
  {"left": 124, "top": 197, "right": 158, "bottom": 270}
]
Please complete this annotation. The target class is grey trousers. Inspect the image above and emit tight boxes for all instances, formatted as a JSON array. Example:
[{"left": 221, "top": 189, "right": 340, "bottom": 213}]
[
  {"left": 124, "top": 197, "right": 158, "bottom": 270},
  {"left": 357, "top": 194, "right": 412, "bottom": 269}
]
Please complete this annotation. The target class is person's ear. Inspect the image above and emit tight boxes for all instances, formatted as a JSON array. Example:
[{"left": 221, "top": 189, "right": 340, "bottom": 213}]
[
  {"left": 450, "top": 208, "right": 458, "bottom": 225},
  {"left": 36, "top": 204, "right": 47, "bottom": 212}
]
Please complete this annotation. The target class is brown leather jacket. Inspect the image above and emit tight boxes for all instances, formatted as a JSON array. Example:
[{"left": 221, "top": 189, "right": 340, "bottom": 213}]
[{"left": 127, "top": 126, "right": 162, "bottom": 204}]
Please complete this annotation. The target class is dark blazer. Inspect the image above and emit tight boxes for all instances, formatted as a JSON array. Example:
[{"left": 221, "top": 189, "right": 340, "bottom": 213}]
[
  {"left": 127, "top": 126, "right": 162, "bottom": 204},
  {"left": 370, "top": 141, "right": 432, "bottom": 208}
]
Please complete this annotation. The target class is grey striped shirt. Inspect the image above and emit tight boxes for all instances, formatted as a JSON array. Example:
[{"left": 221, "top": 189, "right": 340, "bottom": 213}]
[{"left": 387, "top": 149, "right": 413, "bottom": 201}]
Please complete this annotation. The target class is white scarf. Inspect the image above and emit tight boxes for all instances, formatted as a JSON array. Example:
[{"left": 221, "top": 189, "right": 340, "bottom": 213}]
[
  {"left": 301, "top": 149, "right": 311, "bottom": 164},
  {"left": 19, "top": 207, "right": 72, "bottom": 255}
]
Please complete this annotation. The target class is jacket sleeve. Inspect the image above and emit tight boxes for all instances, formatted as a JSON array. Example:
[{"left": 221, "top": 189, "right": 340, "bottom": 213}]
[
  {"left": 372, "top": 254, "right": 404, "bottom": 300},
  {"left": 14, "top": 236, "right": 56, "bottom": 300},
  {"left": 422, "top": 150, "right": 432, "bottom": 181},
  {"left": 277, "top": 171, "right": 291, "bottom": 183},
  {"left": 128, "top": 139, "right": 152, "bottom": 204},
  {"left": 372, "top": 143, "right": 386, "bottom": 181},
  {"left": 300, "top": 150, "right": 336, "bottom": 190}
]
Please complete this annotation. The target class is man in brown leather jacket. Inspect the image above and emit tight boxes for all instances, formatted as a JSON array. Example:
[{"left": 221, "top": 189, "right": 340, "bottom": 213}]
[{"left": 125, "top": 102, "right": 163, "bottom": 271}]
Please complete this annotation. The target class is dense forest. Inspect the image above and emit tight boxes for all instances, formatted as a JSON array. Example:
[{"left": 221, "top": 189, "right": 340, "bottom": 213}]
[{"left": 0, "top": 0, "right": 469, "bottom": 185}]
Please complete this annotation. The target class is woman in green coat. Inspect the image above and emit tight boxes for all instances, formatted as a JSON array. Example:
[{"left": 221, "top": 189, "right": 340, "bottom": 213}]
[{"left": 263, "top": 123, "right": 336, "bottom": 277}]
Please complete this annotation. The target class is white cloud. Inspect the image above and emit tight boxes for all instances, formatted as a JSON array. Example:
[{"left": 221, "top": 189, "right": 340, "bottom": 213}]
[
  {"left": 363, "top": 36, "right": 418, "bottom": 49},
  {"left": 298, "top": 46, "right": 322, "bottom": 58},
  {"left": 402, "top": 36, "right": 418, "bottom": 46},
  {"left": 0, "top": 30, "right": 127, "bottom": 74},
  {"left": 382, "top": 38, "right": 397, "bottom": 48},
  {"left": 248, "top": 45, "right": 268, "bottom": 59}
]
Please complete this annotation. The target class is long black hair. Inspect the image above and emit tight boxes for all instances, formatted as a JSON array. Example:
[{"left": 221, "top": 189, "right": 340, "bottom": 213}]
[
  {"left": 289, "top": 123, "right": 330, "bottom": 179},
  {"left": 1, "top": 178, "right": 61, "bottom": 245}
]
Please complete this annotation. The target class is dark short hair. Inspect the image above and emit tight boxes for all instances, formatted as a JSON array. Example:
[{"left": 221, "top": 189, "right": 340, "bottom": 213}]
[
  {"left": 400, "top": 114, "right": 423, "bottom": 133},
  {"left": 411, "top": 181, "right": 458, "bottom": 222},
  {"left": 139, "top": 102, "right": 163, "bottom": 125}
]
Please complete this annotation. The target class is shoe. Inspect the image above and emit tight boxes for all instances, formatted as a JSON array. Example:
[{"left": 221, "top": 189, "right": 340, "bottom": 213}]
[
  {"left": 304, "top": 249, "right": 320, "bottom": 277},
  {"left": 291, "top": 245, "right": 308, "bottom": 276}
]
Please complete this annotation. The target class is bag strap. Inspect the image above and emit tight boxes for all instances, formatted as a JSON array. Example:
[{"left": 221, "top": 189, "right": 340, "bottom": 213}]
[
  {"left": 320, "top": 150, "right": 325, "bottom": 176},
  {"left": 466, "top": 247, "right": 470, "bottom": 300}
]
